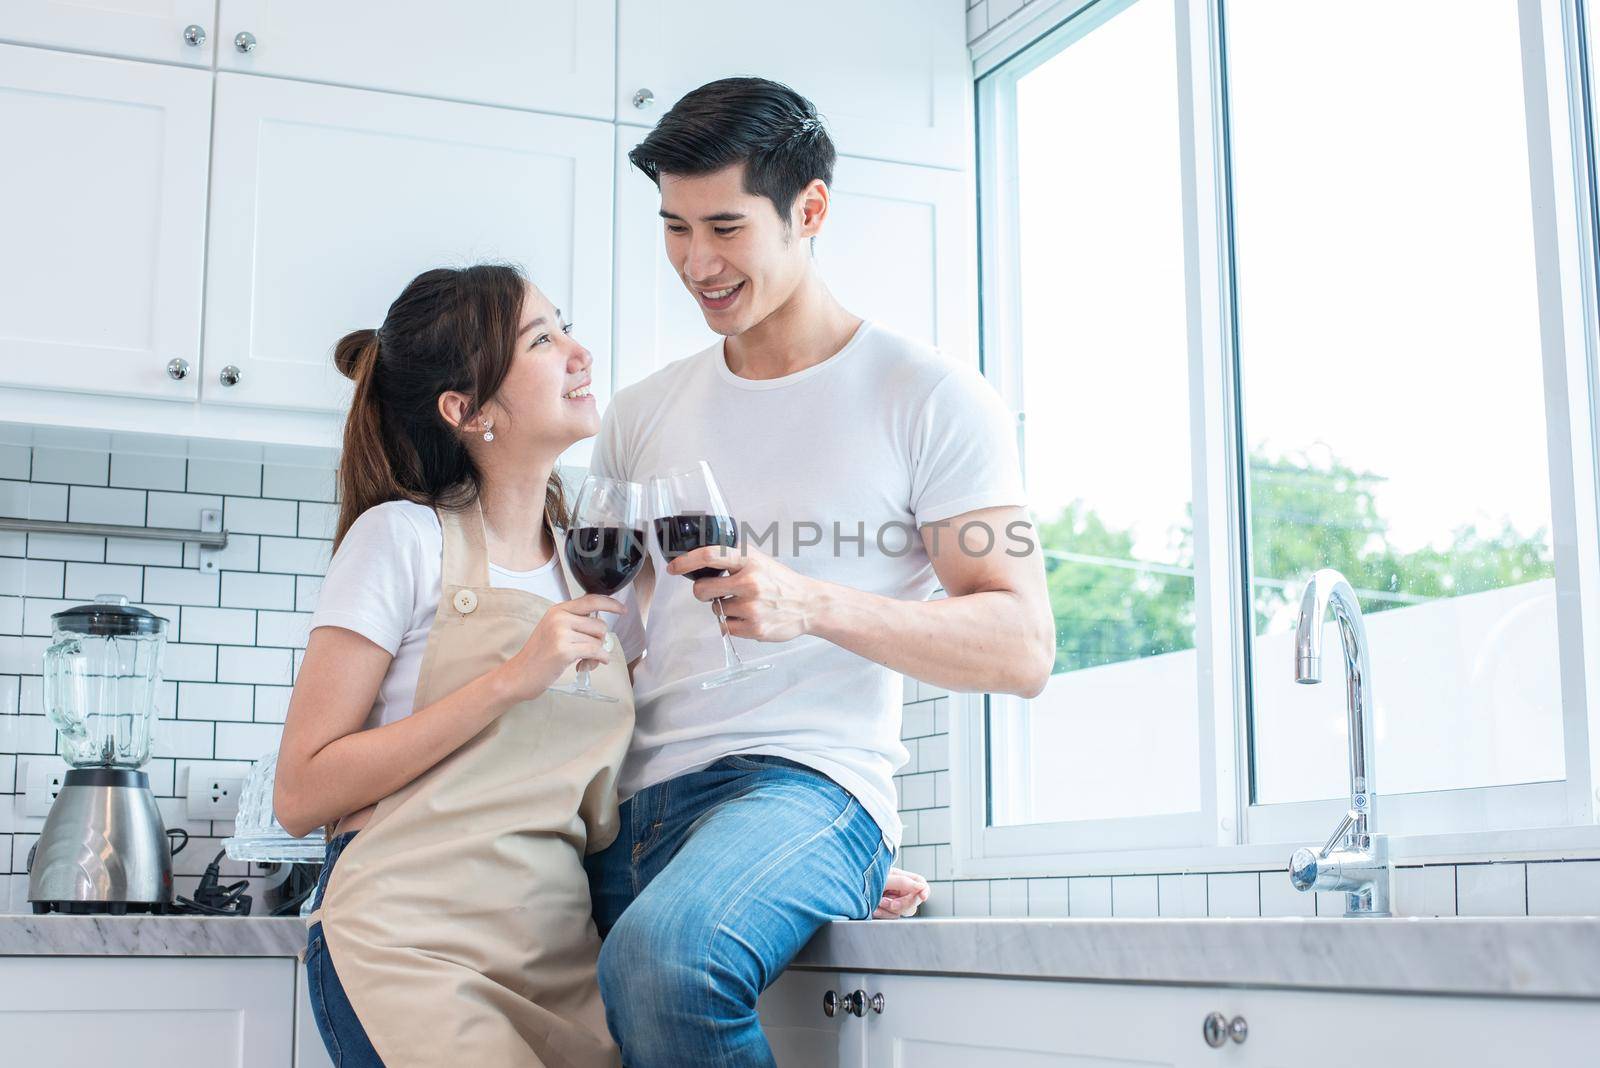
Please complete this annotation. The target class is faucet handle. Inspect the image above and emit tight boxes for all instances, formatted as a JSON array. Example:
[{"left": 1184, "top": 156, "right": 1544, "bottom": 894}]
[{"left": 1289, "top": 847, "right": 1320, "bottom": 892}]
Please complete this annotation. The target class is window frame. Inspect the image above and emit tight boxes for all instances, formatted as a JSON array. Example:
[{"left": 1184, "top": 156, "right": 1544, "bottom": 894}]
[{"left": 957, "top": 0, "right": 1600, "bottom": 880}]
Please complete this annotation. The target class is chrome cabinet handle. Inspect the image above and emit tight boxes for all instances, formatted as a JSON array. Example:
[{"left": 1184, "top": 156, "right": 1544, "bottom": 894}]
[
  {"left": 862, "top": 990, "right": 884, "bottom": 1015},
  {"left": 821, "top": 990, "right": 881, "bottom": 1018},
  {"left": 182, "top": 24, "right": 206, "bottom": 47},
  {"left": 234, "top": 31, "right": 257, "bottom": 53},
  {"left": 1202, "top": 1011, "right": 1228, "bottom": 1048},
  {"left": 166, "top": 358, "right": 189, "bottom": 381},
  {"left": 1229, "top": 1015, "right": 1248, "bottom": 1043},
  {"left": 219, "top": 365, "right": 241, "bottom": 387},
  {"left": 822, "top": 990, "right": 843, "bottom": 1018},
  {"left": 632, "top": 88, "right": 654, "bottom": 109}
]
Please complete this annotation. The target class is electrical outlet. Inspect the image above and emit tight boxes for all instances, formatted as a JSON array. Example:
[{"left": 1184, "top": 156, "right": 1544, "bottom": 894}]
[
  {"left": 186, "top": 775, "right": 245, "bottom": 820},
  {"left": 25, "top": 762, "right": 66, "bottom": 817}
]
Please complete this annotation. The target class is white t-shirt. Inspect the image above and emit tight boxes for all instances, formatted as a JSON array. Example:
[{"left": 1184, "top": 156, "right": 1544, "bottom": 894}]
[
  {"left": 592, "top": 320, "right": 1026, "bottom": 848},
  {"left": 310, "top": 499, "right": 644, "bottom": 730}
]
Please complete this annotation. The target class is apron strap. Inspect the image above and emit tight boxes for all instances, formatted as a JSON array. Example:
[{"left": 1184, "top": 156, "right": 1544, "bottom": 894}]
[{"left": 439, "top": 499, "right": 492, "bottom": 590}]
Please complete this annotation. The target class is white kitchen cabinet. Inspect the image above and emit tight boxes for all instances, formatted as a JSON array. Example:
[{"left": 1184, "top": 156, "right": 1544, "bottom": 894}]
[
  {"left": 203, "top": 73, "right": 615, "bottom": 436},
  {"left": 846, "top": 972, "right": 1600, "bottom": 1067},
  {"left": 215, "top": 0, "right": 614, "bottom": 120},
  {"left": 0, "top": 0, "right": 216, "bottom": 67},
  {"left": 757, "top": 967, "right": 862, "bottom": 1068},
  {"left": 612, "top": 132, "right": 975, "bottom": 392},
  {"left": 0, "top": 956, "right": 296, "bottom": 1068},
  {"left": 0, "top": 45, "right": 211, "bottom": 402},
  {"left": 615, "top": 0, "right": 970, "bottom": 170}
]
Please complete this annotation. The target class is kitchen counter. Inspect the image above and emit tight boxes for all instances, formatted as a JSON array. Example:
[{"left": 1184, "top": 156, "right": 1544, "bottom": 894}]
[
  {"left": 8, "top": 913, "right": 1600, "bottom": 1002},
  {"left": 0, "top": 914, "right": 309, "bottom": 958},
  {"left": 790, "top": 916, "right": 1600, "bottom": 1000}
]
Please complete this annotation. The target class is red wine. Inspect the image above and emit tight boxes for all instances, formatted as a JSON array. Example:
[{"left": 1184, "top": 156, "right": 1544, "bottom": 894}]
[
  {"left": 654, "top": 514, "right": 738, "bottom": 580},
  {"left": 565, "top": 526, "right": 647, "bottom": 595}
]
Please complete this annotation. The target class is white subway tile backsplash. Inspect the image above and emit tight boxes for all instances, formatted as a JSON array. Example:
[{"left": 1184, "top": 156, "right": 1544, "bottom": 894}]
[
  {"left": 0, "top": 480, "right": 66, "bottom": 520},
  {"left": 1456, "top": 863, "right": 1527, "bottom": 916},
  {"left": 142, "top": 567, "right": 219, "bottom": 607},
  {"left": 1070, "top": 876, "right": 1113, "bottom": 917},
  {"left": 225, "top": 496, "right": 297, "bottom": 536},
  {"left": 899, "top": 772, "right": 936, "bottom": 810},
  {"left": 0, "top": 598, "right": 22, "bottom": 635},
  {"left": 298, "top": 501, "right": 338, "bottom": 540},
  {"left": 257, "top": 611, "right": 312, "bottom": 649},
  {"left": 161, "top": 643, "right": 217, "bottom": 683},
  {"left": 1393, "top": 865, "right": 1457, "bottom": 917},
  {"left": 1259, "top": 869, "right": 1317, "bottom": 916},
  {"left": 254, "top": 686, "right": 293, "bottom": 724},
  {"left": 146, "top": 491, "right": 222, "bottom": 530},
  {"left": 105, "top": 536, "right": 183, "bottom": 567},
  {"left": 1158, "top": 874, "right": 1208, "bottom": 917},
  {"left": 0, "top": 446, "right": 28, "bottom": 481},
  {"left": 187, "top": 459, "right": 262, "bottom": 498},
  {"left": 1026, "top": 877, "right": 1069, "bottom": 916},
  {"left": 989, "top": 879, "right": 1027, "bottom": 917},
  {"left": 218, "top": 646, "right": 293, "bottom": 686},
  {"left": 1527, "top": 861, "right": 1600, "bottom": 916},
  {"left": 67, "top": 486, "right": 145, "bottom": 525},
  {"left": 0, "top": 636, "right": 49, "bottom": 675},
  {"left": 25, "top": 532, "right": 104, "bottom": 562},
  {"left": 259, "top": 536, "right": 331, "bottom": 576},
  {"left": 31, "top": 448, "right": 107, "bottom": 486},
  {"left": 1207, "top": 873, "right": 1261, "bottom": 918},
  {"left": 264, "top": 464, "right": 336, "bottom": 502},
  {"left": 178, "top": 606, "right": 256, "bottom": 646},
  {"left": 295, "top": 575, "right": 323, "bottom": 612},
  {"left": 221, "top": 571, "right": 295, "bottom": 611},
  {"left": 184, "top": 533, "right": 259, "bottom": 572},
  {"left": 1111, "top": 876, "right": 1159, "bottom": 917},
  {"left": 214, "top": 722, "right": 284, "bottom": 761},
  {"left": 951, "top": 880, "right": 991, "bottom": 917},
  {"left": 64, "top": 562, "right": 142, "bottom": 602},
  {"left": 110, "top": 453, "right": 187, "bottom": 492},
  {"left": 177, "top": 682, "right": 254, "bottom": 722}
]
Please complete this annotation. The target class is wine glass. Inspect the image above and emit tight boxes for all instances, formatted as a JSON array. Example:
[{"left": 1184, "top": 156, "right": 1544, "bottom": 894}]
[
  {"left": 550, "top": 475, "right": 646, "bottom": 703},
  {"left": 648, "top": 461, "right": 772, "bottom": 689}
]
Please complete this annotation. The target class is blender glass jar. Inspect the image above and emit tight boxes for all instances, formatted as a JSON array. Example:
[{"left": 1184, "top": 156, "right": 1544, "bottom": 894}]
[{"left": 44, "top": 595, "right": 166, "bottom": 768}]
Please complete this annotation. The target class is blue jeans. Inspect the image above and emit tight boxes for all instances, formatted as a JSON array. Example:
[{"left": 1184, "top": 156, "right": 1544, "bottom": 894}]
[
  {"left": 304, "top": 831, "right": 385, "bottom": 1068},
  {"left": 585, "top": 754, "right": 893, "bottom": 1068}
]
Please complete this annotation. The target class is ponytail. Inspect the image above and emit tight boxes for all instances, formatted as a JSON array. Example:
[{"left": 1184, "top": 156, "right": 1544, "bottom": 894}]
[{"left": 329, "top": 265, "right": 570, "bottom": 550}]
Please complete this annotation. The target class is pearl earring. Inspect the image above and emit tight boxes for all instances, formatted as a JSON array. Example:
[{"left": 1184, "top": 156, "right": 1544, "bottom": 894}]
[{"left": 481, "top": 417, "right": 494, "bottom": 443}]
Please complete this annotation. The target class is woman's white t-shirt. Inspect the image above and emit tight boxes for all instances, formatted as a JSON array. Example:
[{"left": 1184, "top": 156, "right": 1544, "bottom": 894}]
[{"left": 309, "top": 499, "right": 644, "bottom": 729}]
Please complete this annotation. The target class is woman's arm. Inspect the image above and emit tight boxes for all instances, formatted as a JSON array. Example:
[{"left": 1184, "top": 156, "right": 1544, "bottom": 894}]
[{"left": 274, "top": 593, "right": 620, "bottom": 838}]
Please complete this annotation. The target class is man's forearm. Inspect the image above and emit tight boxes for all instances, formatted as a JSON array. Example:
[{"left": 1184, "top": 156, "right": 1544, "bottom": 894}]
[{"left": 805, "top": 579, "right": 1053, "bottom": 698}]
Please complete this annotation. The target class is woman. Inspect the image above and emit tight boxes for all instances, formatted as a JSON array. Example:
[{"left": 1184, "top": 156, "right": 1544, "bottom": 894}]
[{"left": 275, "top": 264, "right": 637, "bottom": 1067}]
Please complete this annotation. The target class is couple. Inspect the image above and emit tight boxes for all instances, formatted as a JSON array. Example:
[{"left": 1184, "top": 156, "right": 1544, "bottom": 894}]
[{"left": 275, "top": 77, "right": 1054, "bottom": 1068}]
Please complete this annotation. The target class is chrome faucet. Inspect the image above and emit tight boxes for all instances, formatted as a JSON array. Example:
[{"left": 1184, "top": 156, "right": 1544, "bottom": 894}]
[{"left": 1286, "top": 569, "right": 1391, "bottom": 917}]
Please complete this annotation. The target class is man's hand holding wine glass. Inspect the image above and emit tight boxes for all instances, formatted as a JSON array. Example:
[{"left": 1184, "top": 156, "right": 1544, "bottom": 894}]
[{"left": 665, "top": 542, "right": 821, "bottom": 644}]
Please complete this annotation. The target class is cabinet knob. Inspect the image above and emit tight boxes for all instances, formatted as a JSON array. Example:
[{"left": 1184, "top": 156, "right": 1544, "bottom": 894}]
[
  {"left": 219, "top": 365, "right": 242, "bottom": 387},
  {"left": 632, "top": 88, "right": 655, "bottom": 109},
  {"left": 182, "top": 24, "right": 206, "bottom": 47},
  {"left": 863, "top": 991, "right": 885, "bottom": 1015},
  {"left": 1202, "top": 1011, "right": 1227, "bottom": 1048},
  {"left": 822, "top": 990, "right": 841, "bottom": 1018},
  {"left": 166, "top": 358, "right": 190, "bottom": 381},
  {"left": 1229, "top": 1015, "right": 1248, "bottom": 1043},
  {"left": 234, "top": 31, "right": 257, "bottom": 54}
]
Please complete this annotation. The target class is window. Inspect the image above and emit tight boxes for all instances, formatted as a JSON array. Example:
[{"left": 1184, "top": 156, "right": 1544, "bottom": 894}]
[{"left": 966, "top": 0, "right": 1600, "bottom": 874}]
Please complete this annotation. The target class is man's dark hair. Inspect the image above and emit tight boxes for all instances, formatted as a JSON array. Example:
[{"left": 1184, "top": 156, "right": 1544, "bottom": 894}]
[{"left": 628, "top": 77, "right": 836, "bottom": 224}]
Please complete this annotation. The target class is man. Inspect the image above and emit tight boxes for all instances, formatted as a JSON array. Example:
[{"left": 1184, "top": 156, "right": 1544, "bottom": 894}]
[{"left": 587, "top": 77, "right": 1054, "bottom": 1066}]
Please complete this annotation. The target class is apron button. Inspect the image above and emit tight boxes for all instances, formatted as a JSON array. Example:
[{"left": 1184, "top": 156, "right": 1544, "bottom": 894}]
[{"left": 453, "top": 589, "right": 479, "bottom": 615}]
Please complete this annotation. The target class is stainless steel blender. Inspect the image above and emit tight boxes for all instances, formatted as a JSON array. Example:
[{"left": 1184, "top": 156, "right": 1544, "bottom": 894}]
[{"left": 28, "top": 595, "right": 174, "bottom": 914}]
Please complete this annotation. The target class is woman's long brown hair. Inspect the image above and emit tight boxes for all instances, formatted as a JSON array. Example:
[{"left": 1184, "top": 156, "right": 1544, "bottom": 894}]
[{"left": 331, "top": 264, "right": 569, "bottom": 549}]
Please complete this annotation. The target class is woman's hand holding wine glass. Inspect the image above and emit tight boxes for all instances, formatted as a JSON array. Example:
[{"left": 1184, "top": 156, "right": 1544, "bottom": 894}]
[{"left": 497, "top": 594, "right": 622, "bottom": 702}]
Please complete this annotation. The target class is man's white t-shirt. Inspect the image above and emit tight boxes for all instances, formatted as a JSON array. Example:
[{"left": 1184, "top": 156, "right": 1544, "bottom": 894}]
[
  {"left": 592, "top": 320, "right": 1026, "bottom": 848},
  {"left": 309, "top": 499, "right": 644, "bottom": 730}
]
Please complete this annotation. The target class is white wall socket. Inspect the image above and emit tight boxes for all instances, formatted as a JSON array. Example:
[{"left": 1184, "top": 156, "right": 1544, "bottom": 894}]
[
  {"left": 24, "top": 763, "right": 67, "bottom": 817},
  {"left": 186, "top": 775, "right": 245, "bottom": 820}
]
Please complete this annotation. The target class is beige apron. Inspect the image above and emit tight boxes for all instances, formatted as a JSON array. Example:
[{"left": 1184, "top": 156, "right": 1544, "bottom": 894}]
[{"left": 308, "top": 502, "right": 634, "bottom": 1068}]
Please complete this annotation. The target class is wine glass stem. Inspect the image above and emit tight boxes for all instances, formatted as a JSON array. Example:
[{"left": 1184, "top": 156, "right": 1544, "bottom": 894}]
[
  {"left": 578, "top": 610, "right": 599, "bottom": 690},
  {"left": 712, "top": 597, "right": 744, "bottom": 669}
]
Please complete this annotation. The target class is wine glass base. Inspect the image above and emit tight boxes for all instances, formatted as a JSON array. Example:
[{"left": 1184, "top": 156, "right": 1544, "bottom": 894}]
[
  {"left": 700, "top": 662, "right": 773, "bottom": 689},
  {"left": 547, "top": 684, "right": 619, "bottom": 703}
]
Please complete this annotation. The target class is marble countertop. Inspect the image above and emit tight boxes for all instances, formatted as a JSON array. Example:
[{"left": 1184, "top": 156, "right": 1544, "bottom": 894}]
[
  {"left": 6, "top": 914, "right": 1599, "bottom": 1001},
  {"left": 0, "top": 914, "right": 309, "bottom": 958},
  {"left": 791, "top": 916, "right": 1600, "bottom": 1000}
]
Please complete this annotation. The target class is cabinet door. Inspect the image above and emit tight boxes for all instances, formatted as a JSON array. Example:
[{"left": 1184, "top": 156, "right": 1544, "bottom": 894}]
[
  {"left": 0, "top": 956, "right": 296, "bottom": 1068},
  {"left": 0, "top": 0, "right": 216, "bottom": 66},
  {"left": 757, "top": 967, "right": 858, "bottom": 1068},
  {"left": 204, "top": 73, "right": 614, "bottom": 434},
  {"left": 1222, "top": 986, "right": 1600, "bottom": 1067},
  {"left": 858, "top": 973, "right": 1193, "bottom": 1067},
  {"left": 0, "top": 45, "right": 211, "bottom": 401},
  {"left": 216, "top": 0, "right": 613, "bottom": 119},
  {"left": 615, "top": 0, "right": 970, "bottom": 169},
  {"left": 612, "top": 135, "right": 974, "bottom": 392}
]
